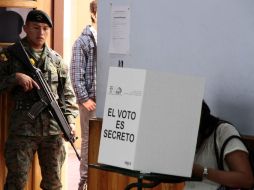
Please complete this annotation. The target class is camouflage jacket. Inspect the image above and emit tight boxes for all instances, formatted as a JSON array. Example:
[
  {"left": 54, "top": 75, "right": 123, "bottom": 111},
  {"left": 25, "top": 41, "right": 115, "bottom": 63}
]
[{"left": 0, "top": 38, "right": 78, "bottom": 136}]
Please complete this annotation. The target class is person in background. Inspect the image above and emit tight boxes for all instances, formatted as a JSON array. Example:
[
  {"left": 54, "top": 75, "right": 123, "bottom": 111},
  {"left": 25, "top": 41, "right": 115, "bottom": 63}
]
[
  {"left": 0, "top": 8, "right": 24, "bottom": 43},
  {"left": 0, "top": 9, "right": 78, "bottom": 190},
  {"left": 184, "top": 101, "right": 254, "bottom": 190},
  {"left": 70, "top": 1, "right": 97, "bottom": 190}
]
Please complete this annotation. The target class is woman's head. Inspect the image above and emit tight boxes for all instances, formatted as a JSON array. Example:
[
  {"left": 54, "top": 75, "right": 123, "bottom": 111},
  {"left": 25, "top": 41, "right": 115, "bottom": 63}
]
[{"left": 196, "top": 101, "right": 220, "bottom": 149}]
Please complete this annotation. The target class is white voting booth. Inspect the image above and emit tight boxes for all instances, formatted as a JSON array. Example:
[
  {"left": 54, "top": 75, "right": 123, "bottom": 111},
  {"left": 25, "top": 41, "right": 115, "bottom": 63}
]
[{"left": 98, "top": 67, "right": 205, "bottom": 177}]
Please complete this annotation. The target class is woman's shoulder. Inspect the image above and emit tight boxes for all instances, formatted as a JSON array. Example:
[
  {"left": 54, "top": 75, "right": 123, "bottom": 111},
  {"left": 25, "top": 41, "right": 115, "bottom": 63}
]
[
  {"left": 216, "top": 122, "right": 248, "bottom": 155},
  {"left": 217, "top": 122, "right": 240, "bottom": 139}
]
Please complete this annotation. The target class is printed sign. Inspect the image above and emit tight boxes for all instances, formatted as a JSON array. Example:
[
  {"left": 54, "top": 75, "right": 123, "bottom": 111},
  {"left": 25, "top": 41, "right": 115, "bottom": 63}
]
[
  {"left": 99, "top": 67, "right": 146, "bottom": 168},
  {"left": 98, "top": 67, "right": 205, "bottom": 177}
]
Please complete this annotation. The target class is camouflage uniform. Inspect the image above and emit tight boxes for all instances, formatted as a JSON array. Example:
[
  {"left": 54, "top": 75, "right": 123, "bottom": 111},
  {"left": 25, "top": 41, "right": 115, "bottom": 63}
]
[{"left": 0, "top": 37, "right": 78, "bottom": 190}]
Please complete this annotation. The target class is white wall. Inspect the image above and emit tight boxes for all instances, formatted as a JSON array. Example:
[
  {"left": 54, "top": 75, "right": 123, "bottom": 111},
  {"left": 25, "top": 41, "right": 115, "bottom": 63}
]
[
  {"left": 63, "top": 0, "right": 91, "bottom": 67},
  {"left": 97, "top": 0, "right": 254, "bottom": 135}
]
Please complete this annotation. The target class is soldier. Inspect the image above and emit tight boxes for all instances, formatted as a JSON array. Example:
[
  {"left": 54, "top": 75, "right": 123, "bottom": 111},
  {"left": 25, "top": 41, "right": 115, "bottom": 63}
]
[{"left": 0, "top": 10, "right": 78, "bottom": 190}]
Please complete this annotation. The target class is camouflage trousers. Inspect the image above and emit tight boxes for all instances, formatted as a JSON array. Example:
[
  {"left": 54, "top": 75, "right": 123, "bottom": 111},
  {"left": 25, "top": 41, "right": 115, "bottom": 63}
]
[{"left": 4, "top": 135, "right": 66, "bottom": 190}]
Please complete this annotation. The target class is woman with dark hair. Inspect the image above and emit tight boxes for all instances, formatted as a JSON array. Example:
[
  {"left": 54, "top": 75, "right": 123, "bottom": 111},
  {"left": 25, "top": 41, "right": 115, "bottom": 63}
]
[{"left": 184, "top": 101, "right": 254, "bottom": 190}]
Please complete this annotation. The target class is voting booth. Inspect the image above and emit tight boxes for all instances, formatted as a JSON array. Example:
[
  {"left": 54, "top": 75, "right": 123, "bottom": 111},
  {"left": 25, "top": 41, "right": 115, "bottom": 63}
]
[{"left": 98, "top": 67, "right": 205, "bottom": 177}]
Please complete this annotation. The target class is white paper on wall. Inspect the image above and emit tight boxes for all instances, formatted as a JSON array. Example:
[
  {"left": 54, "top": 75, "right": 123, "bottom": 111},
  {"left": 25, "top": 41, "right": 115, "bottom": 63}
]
[{"left": 108, "top": 5, "right": 130, "bottom": 54}]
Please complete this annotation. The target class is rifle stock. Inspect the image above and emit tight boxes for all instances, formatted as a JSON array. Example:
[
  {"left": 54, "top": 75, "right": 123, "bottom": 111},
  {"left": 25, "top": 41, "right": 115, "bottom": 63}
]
[{"left": 9, "top": 41, "right": 81, "bottom": 160}]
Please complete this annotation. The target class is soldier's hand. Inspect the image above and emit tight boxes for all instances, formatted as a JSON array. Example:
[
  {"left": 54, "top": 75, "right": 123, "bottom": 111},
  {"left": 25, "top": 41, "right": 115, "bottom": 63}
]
[
  {"left": 69, "top": 123, "right": 76, "bottom": 136},
  {"left": 16, "top": 72, "right": 40, "bottom": 92},
  {"left": 82, "top": 99, "right": 96, "bottom": 111}
]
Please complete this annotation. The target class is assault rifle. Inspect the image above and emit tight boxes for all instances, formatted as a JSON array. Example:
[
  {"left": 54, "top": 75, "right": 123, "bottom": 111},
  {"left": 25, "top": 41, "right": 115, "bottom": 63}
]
[{"left": 8, "top": 41, "right": 81, "bottom": 160}]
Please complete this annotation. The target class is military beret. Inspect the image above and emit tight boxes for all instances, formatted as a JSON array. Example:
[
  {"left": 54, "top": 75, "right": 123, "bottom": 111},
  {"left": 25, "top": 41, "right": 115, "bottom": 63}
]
[{"left": 26, "top": 9, "right": 53, "bottom": 27}]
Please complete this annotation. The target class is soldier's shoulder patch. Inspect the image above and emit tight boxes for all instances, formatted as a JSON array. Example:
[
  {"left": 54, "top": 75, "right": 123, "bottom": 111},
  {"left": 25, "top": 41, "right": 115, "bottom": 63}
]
[
  {"left": 48, "top": 49, "right": 63, "bottom": 64},
  {"left": 0, "top": 53, "right": 8, "bottom": 62},
  {"left": 49, "top": 49, "right": 61, "bottom": 57}
]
